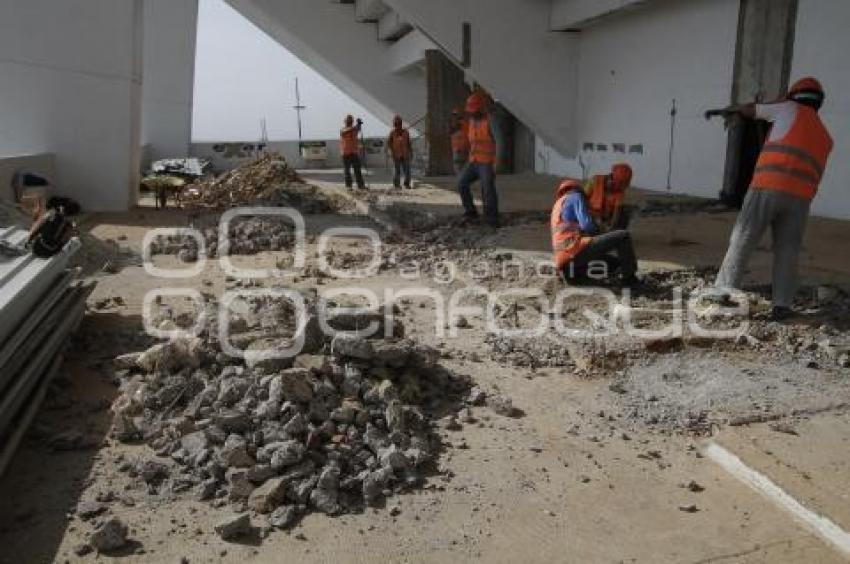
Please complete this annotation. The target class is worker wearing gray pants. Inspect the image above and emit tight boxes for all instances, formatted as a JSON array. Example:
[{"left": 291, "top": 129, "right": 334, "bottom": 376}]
[
  {"left": 715, "top": 189, "right": 809, "bottom": 310},
  {"left": 707, "top": 76, "right": 833, "bottom": 320}
]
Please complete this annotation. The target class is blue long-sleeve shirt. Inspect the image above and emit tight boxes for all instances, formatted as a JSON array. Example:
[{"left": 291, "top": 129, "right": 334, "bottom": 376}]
[{"left": 560, "top": 191, "right": 597, "bottom": 235}]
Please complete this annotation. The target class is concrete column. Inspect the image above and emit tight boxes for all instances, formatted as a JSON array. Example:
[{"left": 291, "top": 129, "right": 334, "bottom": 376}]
[
  {"left": 722, "top": 0, "right": 798, "bottom": 203},
  {"left": 141, "top": 0, "right": 199, "bottom": 167},
  {"left": 425, "top": 49, "right": 469, "bottom": 176},
  {"left": 513, "top": 118, "right": 536, "bottom": 174}
]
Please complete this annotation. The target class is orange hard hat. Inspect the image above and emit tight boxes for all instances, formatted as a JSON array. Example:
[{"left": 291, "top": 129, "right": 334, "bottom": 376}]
[
  {"left": 788, "top": 76, "right": 825, "bottom": 106},
  {"left": 789, "top": 77, "right": 824, "bottom": 96},
  {"left": 465, "top": 93, "right": 487, "bottom": 113},
  {"left": 610, "top": 164, "right": 632, "bottom": 193}
]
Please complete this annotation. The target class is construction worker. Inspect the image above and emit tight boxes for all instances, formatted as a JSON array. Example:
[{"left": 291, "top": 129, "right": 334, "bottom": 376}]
[
  {"left": 450, "top": 107, "right": 470, "bottom": 174},
  {"left": 708, "top": 77, "right": 833, "bottom": 321},
  {"left": 458, "top": 92, "right": 500, "bottom": 228},
  {"left": 340, "top": 114, "right": 366, "bottom": 190},
  {"left": 387, "top": 115, "right": 412, "bottom": 189},
  {"left": 551, "top": 178, "right": 639, "bottom": 285},
  {"left": 584, "top": 163, "right": 633, "bottom": 232}
]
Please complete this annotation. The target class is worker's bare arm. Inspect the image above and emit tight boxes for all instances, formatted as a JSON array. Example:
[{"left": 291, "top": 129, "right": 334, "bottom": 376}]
[{"left": 704, "top": 103, "right": 757, "bottom": 120}]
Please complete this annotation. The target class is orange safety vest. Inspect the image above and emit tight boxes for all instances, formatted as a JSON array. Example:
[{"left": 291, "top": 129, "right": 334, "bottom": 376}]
[
  {"left": 388, "top": 128, "right": 411, "bottom": 159},
  {"left": 451, "top": 122, "right": 470, "bottom": 156},
  {"left": 340, "top": 127, "right": 359, "bottom": 156},
  {"left": 468, "top": 116, "right": 496, "bottom": 165},
  {"left": 750, "top": 105, "right": 833, "bottom": 201},
  {"left": 584, "top": 175, "right": 624, "bottom": 224},
  {"left": 551, "top": 191, "right": 592, "bottom": 270}
]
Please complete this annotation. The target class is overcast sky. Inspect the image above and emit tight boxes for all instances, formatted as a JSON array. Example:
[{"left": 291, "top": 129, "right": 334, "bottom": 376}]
[{"left": 191, "top": 0, "right": 385, "bottom": 142}]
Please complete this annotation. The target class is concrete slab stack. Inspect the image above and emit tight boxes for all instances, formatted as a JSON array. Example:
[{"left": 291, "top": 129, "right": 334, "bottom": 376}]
[{"left": 0, "top": 209, "right": 94, "bottom": 476}]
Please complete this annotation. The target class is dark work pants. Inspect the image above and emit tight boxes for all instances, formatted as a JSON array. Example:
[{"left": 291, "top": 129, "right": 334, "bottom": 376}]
[
  {"left": 393, "top": 157, "right": 411, "bottom": 188},
  {"left": 343, "top": 153, "right": 365, "bottom": 189},
  {"left": 453, "top": 154, "right": 468, "bottom": 175},
  {"left": 458, "top": 162, "right": 499, "bottom": 226},
  {"left": 562, "top": 230, "right": 638, "bottom": 283}
]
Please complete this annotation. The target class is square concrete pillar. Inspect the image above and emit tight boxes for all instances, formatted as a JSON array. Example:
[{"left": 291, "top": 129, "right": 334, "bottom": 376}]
[
  {"left": 425, "top": 50, "right": 469, "bottom": 176},
  {"left": 722, "top": 0, "right": 798, "bottom": 206}
]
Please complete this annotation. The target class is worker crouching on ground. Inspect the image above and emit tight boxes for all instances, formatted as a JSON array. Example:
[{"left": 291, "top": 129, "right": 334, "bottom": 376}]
[
  {"left": 457, "top": 92, "right": 501, "bottom": 228},
  {"left": 551, "top": 178, "right": 639, "bottom": 286},
  {"left": 585, "top": 163, "right": 633, "bottom": 232},
  {"left": 450, "top": 107, "right": 470, "bottom": 174},
  {"left": 340, "top": 114, "right": 366, "bottom": 190},
  {"left": 387, "top": 115, "right": 412, "bottom": 189},
  {"left": 708, "top": 77, "right": 833, "bottom": 321}
]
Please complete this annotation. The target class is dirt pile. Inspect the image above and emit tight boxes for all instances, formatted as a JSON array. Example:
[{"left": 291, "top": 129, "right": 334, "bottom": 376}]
[
  {"left": 108, "top": 300, "right": 473, "bottom": 537},
  {"left": 182, "top": 153, "right": 333, "bottom": 213}
]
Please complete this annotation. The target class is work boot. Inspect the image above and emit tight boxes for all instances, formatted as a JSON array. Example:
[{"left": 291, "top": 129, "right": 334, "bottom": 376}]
[{"left": 459, "top": 212, "right": 479, "bottom": 226}]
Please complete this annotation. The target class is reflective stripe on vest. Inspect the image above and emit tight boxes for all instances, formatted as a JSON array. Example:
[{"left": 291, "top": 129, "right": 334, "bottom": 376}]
[
  {"left": 584, "top": 175, "right": 623, "bottom": 223},
  {"left": 585, "top": 176, "right": 606, "bottom": 215},
  {"left": 340, "top": 128, "right": 359, "bottom": 156},
  {"left": 551, "top": 194, "right": 589, "bottom": 269},
  {"left": 468, "top": 117, "right": 496, "bottom": 164},
  {"left": 750, "top": 105, "right": 832, "bottom": 201}
]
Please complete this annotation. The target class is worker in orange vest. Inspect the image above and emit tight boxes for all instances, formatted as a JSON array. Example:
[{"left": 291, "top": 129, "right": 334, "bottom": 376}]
[
  {"left": 387, "top": 115, "right": 412, "bottom": 189},
  {"left": 458, "top": 92, "right": 500, "bottom": 228},
  {"left": 584, "top": 163, "right": 633, "bottom": 232},
  {"left": 551, "top": 178, "right": 638, "bottom": 285},
  {"left": 340, "top": 114, "right": 366, "bottom": 190},
  {"left": 708, "top": 77, "right": 833, "bottom": 321},
  {"left": 450, "top": 107, "right": 470, "bottom": 174}
]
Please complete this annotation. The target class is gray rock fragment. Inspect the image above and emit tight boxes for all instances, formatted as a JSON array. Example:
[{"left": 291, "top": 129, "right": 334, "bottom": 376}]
[
  {"left": 214, "top": 513, "right": 251, "bottom": 541},
  {"left": 269, "top": 505, "right": 301, "bottom": 529},
  {"left": 90, "top": 518, "right": 129, "bottom": 552}
]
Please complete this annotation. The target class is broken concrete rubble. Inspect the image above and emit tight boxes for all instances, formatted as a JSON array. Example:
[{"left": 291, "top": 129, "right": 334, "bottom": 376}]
[{"left": 109, "top": 310, "right": 470, "bottom": 533}]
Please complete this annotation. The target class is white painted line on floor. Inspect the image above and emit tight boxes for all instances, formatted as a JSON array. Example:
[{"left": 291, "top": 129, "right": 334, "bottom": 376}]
[{"left": 704, "top": 442, "right": 850, "bottom": 559}]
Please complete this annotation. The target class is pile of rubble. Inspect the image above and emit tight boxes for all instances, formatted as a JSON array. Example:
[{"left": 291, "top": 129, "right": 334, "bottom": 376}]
[
  {"left": 149, "top": 216, "right": 296, "bottom": 261},
  {"left": 182, "top": 153, "right": 310, "bottom": 209},
  {"left": 109, "top": 303, "right": 472, "bottom": 537}
]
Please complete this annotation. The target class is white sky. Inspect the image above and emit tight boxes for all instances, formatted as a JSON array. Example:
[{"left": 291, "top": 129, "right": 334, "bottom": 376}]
[{"left": 191, "top": 0, "right": 385, "bottom": 142}]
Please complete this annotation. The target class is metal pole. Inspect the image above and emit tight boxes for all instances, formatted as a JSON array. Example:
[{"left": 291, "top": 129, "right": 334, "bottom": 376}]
[{"left": 293, "top": 77, "right": 306, "bottom": 143}]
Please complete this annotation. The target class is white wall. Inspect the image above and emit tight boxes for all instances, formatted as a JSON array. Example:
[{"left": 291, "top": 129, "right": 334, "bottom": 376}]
[
  {"left": 142, "top": 0, "right": 199, "bottom": 162},
  {"left": 538, "top": 0, "right": 739, "bottom": 199},
  {"left": 384, "top": 0, "right": 581, "bottom": 158},
  {"left": 0, "top": 0, "right": 143, "bottom": 211},
  {"left": 192, "top": 139, "right": 393, "bottom": 172},
  {"left": 792, "top": 0, "right": 850, "bottom": 220}
]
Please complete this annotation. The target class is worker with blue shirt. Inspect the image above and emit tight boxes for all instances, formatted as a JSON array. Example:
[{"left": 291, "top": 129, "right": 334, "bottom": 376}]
[{"left": 551, "top": 178, "right": 639, "bottom": 284}]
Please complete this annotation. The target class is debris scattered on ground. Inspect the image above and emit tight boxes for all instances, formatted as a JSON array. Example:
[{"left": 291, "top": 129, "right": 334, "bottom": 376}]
[
  {"left": 148, "top": 216, "right": 296, "bottom": 260},
  {"left": 109, "top": 299, "right": 471, "bottom": 536}
]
